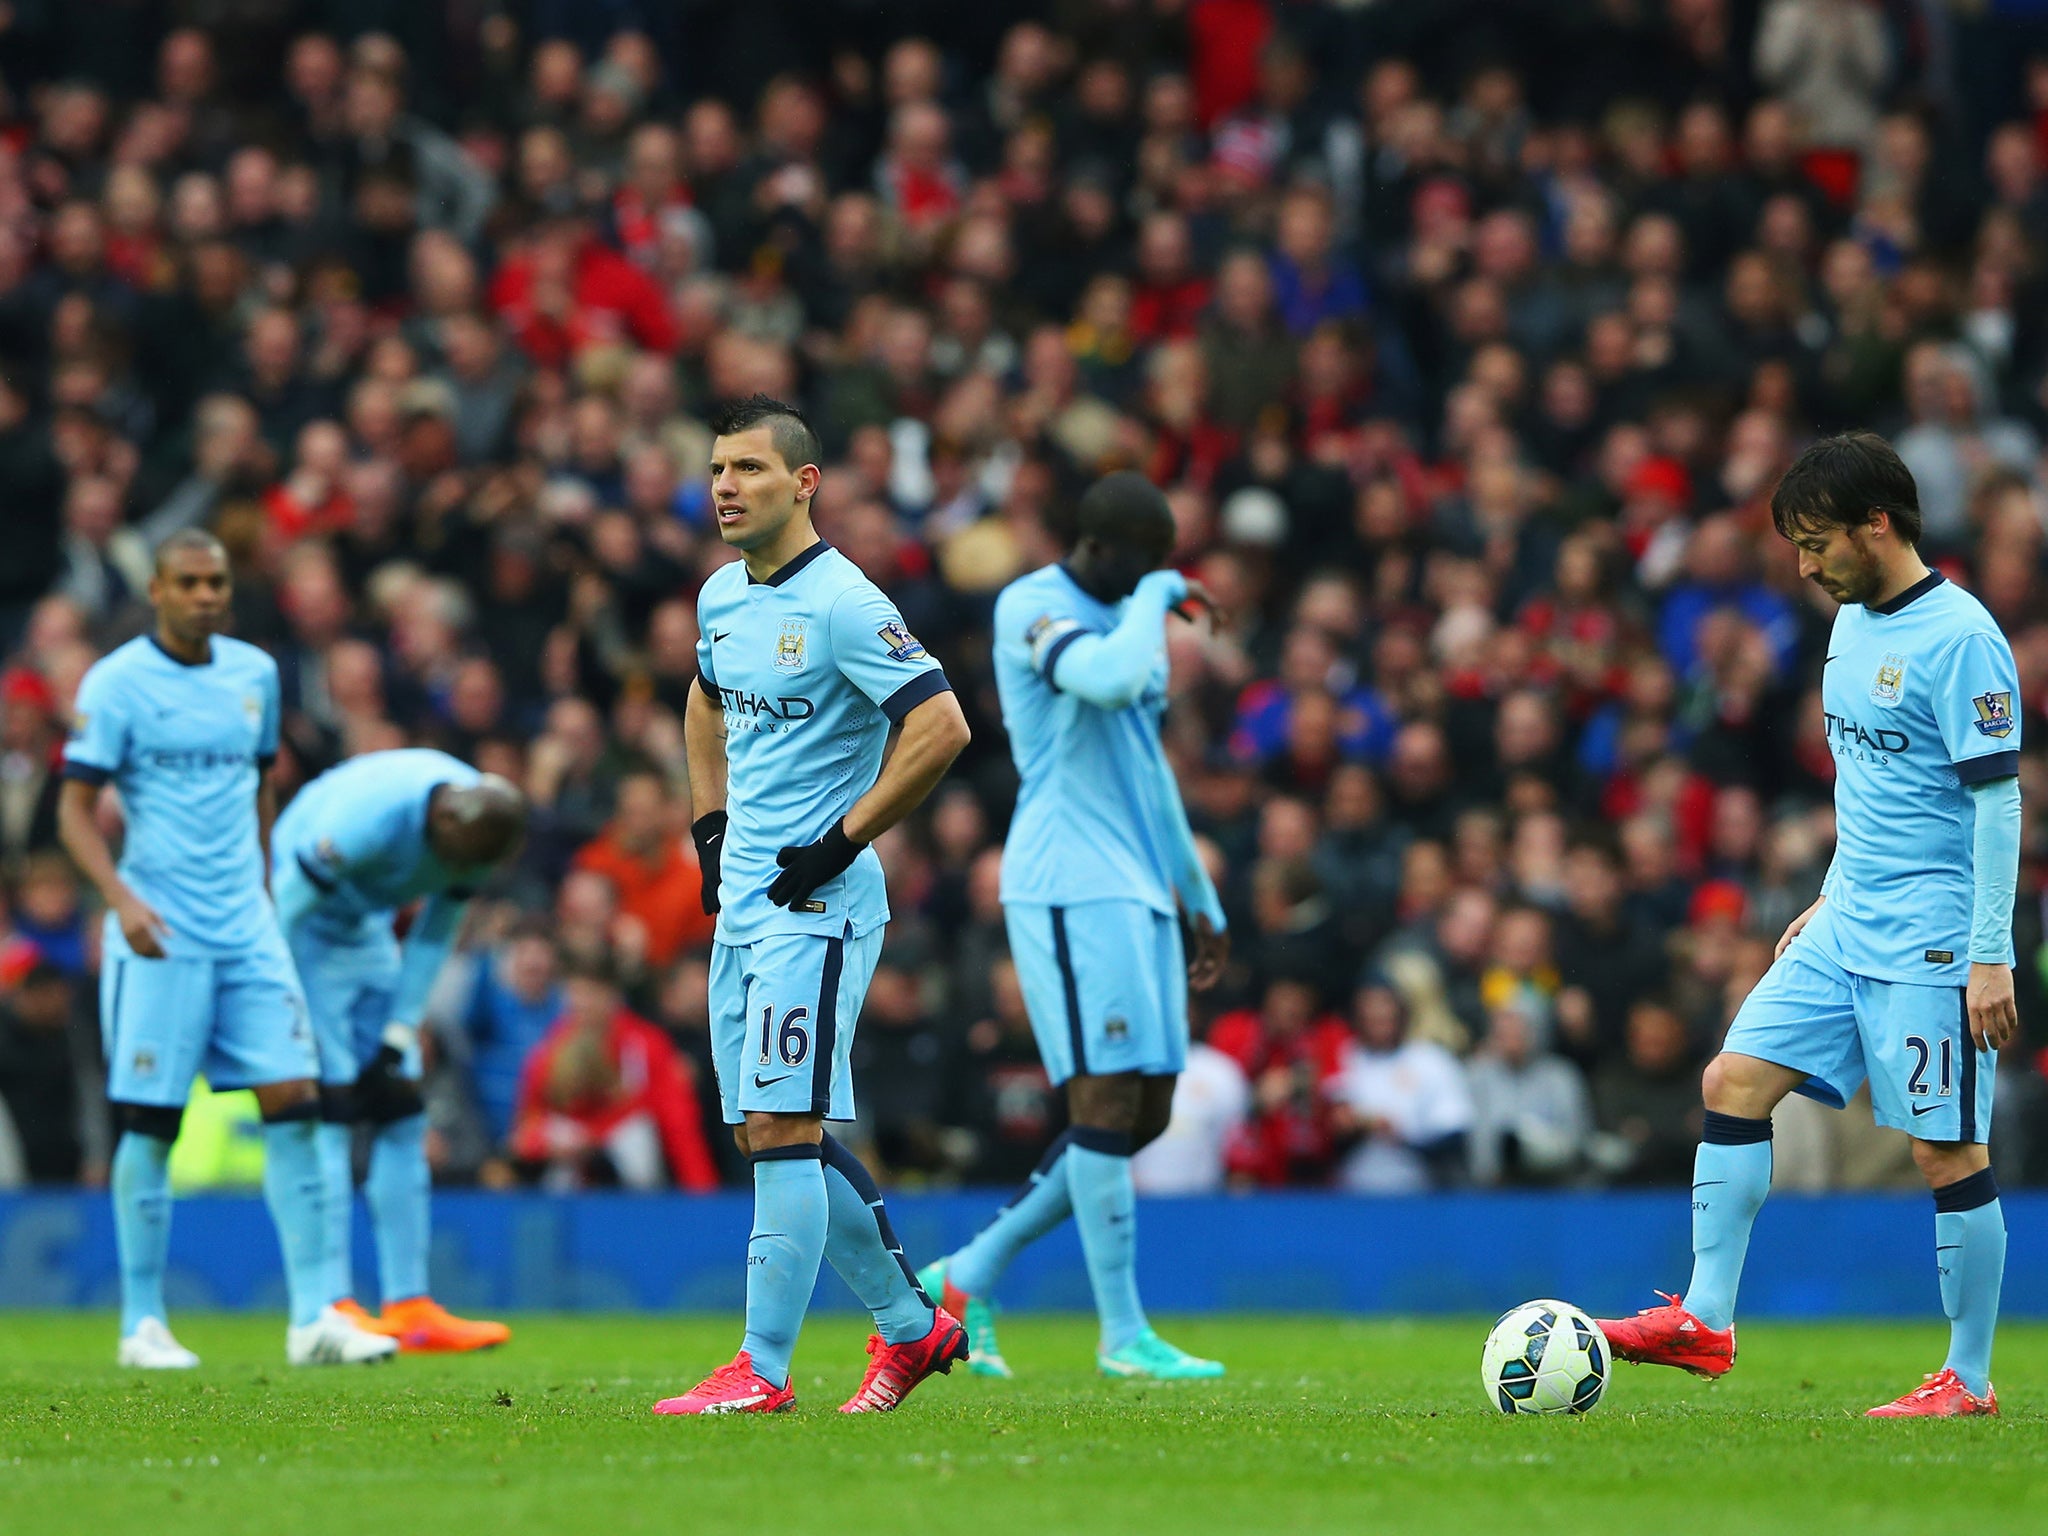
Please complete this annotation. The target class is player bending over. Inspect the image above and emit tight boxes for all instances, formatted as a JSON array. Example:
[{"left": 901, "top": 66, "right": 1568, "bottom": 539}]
[
  {"left": 61, "top": 530, "right": 395, "bottom": 1368},
  {"left": 1597, "top": 432, "right": 2022, "bottom": 1417},
  {"left": 920, "top": 472, "right": 1230, "bottom": 1381},
  {"left": 272, "top": 749, "right": 526, "bottom": 1352},
  {"left": 654, "top": 394, "right": 973, "bottom": 1415}
]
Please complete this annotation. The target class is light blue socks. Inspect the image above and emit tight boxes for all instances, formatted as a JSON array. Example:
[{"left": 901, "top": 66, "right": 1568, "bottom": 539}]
[
  {"left": 819, "top": 1134, "right": 933, "bottom": 1345},
  {"left": 742, "top": 1146, "right": 830, "bottom": 1388},
  {"left": 1935, "top": 1168, "right": 2006, "bottom": 1397},
  {"left": 1067, "top": 1128, "right": 1147, "bottom": 1353},
  {"left": 314, "top": 1120, "right": 356, "bottom": 1305},
  {"left": 111, "top": 1132, "right": 172, "bottom": 1335},
  {"left": 262, "top": 1109, "right": 330, "bottom": 1329},
  {"left": 367, "top": 1114, "right": 432, "bottom": 1305},
  {"left": 1683, "top": 1111, "right": 1773, "bottom": 1333},
  {"left": 948, "top": 1130, "right": 1076, "bottom": 1297}
]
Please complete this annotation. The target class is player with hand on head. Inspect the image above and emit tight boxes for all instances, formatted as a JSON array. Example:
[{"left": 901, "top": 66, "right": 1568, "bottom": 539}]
[
  {"left": 919, "top": 471, "right": 1231, "bottom": 1382},
  {"left": 654, "top": 394, "right": 974, "bottom": 1416},
  {"left": 60, "top": 530, "right": 395, "bottom": 1369},
  {"left": 1597, "top": 433, "right": 2023, "bottom": 1417},
  {"left": 271, "top": 750, "right": 527, "bottom": 1352}
]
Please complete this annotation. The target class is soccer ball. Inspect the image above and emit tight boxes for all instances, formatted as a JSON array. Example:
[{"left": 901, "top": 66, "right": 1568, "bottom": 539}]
[{"left": 1480, "top": 1300, "right": 1609, "bottom": 1416}]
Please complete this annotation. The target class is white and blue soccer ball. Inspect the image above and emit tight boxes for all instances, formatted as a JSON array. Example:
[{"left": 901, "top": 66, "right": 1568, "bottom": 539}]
[{"left": 1481, "top": 1300, "right": 1609, "bottom": 1416}]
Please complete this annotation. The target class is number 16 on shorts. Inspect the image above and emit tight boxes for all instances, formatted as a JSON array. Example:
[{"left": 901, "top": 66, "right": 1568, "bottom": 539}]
[{"left": 708, "top": 926, "right": 882, "bottom": 1124}]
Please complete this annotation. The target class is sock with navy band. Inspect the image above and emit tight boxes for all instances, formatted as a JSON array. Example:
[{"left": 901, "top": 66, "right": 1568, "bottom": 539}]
[
  {"left": 1066, "top": 1127, "right": 1147, "bottom": 1353},
  {"left": 1933, "top": 1168, "right": 2005, "bottom": 1397},
  {"left": 741, "top": 1145, "right": 829, "bottom": 1389},
  {"left": 818, "top": 1133, "right": 933, "bottom": 1345},
  {"left": 948, "top": 1130, "right": 1076, "bottom": 1297},
  {"left": 1683, "top": 1111, "right": 1773, "bottom": 1333}
]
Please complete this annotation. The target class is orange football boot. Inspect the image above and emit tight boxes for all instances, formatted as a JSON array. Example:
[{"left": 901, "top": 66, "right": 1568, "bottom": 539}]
[{"left": 379, "top": 1296, "right": 512, "bottom": 1353}]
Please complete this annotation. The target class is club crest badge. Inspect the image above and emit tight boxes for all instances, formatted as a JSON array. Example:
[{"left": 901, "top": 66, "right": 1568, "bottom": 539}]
[
  {"left": 1973, "top": 690, "right": 2015, "bottom": 738},
  {"left": 774, "top": 618, "right": 807, "bottom": 672},
  {"left": 1870, "top": 654, "right": 1906, "bottom": 707},
  {"left": 877, "top": 620, "right": 927, "bottom": 663}
]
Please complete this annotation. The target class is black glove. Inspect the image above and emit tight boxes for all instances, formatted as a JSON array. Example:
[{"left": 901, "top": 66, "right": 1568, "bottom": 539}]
[
  {"left": 356, "top": 1028, "right": 419, "bottom": 1121},
  {"left": 768, "top": 819, "right": 862, "bottom": 908},
  {"left": 692, "top": 809, "right": 728, "bottom": 915}
]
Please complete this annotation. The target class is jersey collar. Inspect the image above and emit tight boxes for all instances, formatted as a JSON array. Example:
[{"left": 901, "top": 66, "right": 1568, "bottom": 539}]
[
  {"left": 1868, "top": 568, "right": 1945, "bottom": 616},
  {"left": 748, "top": 539, "right": 831, "bottom": 587},
  {"left": 148, "top": 635, "right": 214, "bottom": 667}
]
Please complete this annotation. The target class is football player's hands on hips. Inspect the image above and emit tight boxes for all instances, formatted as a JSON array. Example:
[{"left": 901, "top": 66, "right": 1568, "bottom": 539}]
[
  {"left": 1774, "top": 894, "right": 1824, "bottom": 960},
  {"left": 1967, "top": 961, "right": 2018, "bottom": 1051},
  {"left": 769, "top": 819, "right": 862, "bottom": 908}
]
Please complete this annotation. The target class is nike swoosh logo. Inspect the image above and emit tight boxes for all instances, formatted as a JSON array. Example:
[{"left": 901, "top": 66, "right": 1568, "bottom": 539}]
[
  {"left": 753, "top": 1073, "right": 792, "bottom": 1089},
  {"left": 1691, "top": 1181, "right": 1725, "bottom": 1190},
  {"left": 1936, "top": 1245, "right": 1961, "bottom": 1252},
  {"left": 1826, "top": 656, "right": 1840, "bottom": 663},
  {"left": 1911, "top": 1103, "right": 1940, "bottom": 1116},
  {"left": 712, "top": 631, "right": 730, "bottom": 643}
]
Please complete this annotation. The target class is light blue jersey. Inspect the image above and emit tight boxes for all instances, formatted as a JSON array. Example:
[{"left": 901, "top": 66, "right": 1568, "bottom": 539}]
[
  {"left": 993, "top": 564, "right": 1179, "bottom": 915},
  {"left": 694, "top": 541, "right": 949, "bottom": 944},
  {"left": 63, "top": 635, "right": 281, "bottom": 956},
  {"left": 1802, "top": 572, "right": 2022, "bottom": 986},
  {"left": 272, "top": 749, "right": 486, "bottom": 1044}
]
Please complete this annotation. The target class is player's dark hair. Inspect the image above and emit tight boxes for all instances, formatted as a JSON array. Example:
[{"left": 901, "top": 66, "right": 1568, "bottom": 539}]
[
  {"left": 154, "top": 527, "right": 229, "bottom": 574},
  {"left": 1770, "top": 431, "right": 1923, "bottom": 547},
  {"left": 709, "top": 393, "right": 822, "bottom": 473},
  {"left": 1075, "top": 470, "right": 1174, "bottom": 548}
]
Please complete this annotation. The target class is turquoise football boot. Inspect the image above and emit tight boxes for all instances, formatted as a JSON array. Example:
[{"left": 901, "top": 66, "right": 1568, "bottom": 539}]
[
  {"left": 1097, "top": 1328, "right": 1226, "bottom": 1380},
  {"left": 916, "top": 1258, "right": 1013, "bottom": 1379}
]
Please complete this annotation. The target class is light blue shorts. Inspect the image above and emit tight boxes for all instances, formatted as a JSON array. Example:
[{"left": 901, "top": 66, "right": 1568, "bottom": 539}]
[
  {"left": 709, "top": 924, "right": 882, "bottom": 1124},
  {"left": 287, "top": 920, "right": 417, "bottom": 1086},
  {"left": 101, "top": 913, "right": 319, "bottom": 1105},
  {"left": 1004, "top": 900, "right": 1188, "bottom": 1086},
  {"left": 1725, "top": 942, "right": 1992, "bottom": 1142}
]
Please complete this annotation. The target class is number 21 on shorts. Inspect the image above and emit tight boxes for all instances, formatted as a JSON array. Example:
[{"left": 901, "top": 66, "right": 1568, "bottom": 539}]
[{"left": 1905, "top": 1035, "right": 1953, "bottom": 1097}]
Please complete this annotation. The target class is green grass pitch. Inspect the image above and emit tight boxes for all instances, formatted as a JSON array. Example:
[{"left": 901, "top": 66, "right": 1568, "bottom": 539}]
[{"left": 7, "top": 1313, "right": 2047, "bottom": 1535}]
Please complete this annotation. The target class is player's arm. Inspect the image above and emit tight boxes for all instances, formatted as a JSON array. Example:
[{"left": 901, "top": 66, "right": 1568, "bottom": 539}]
[
  {"left": 57, "top": 779, "right": 168, "bottom": 959},
  {"left": 257, "top": 776, "right": 278, "bottom": 895},
  {"left": 768, "top": 590, "right": 969, "bottom": 909},
  {"left": 58, "top": 669, "right": 168, "bottom": 958},
  {"left": 1967, "top": 775, "right": 2021, "bottom": 1050},
  {"left": 1932, "top": 631, "right": 2025, "bottom": 1050},
  {"left": 685, "top": 676, "right": 729, "bottom": 914},
  {"left": 1040, "top": 570, "right": 1190, "bottom": 710},
  {"left": 1141, "top": 739, "right": 1229, "bottom": 989},
  {"left": 768, "top": 690, "right": 970, "bottom": 908}
]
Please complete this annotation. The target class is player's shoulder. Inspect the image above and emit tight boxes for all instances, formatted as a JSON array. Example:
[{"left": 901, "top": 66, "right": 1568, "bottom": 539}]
[
  {"left": 1922, "top": 578, "right": 2009, "bottom": 648},
  {"left": 697, "top": 555, "right": 748, "bottom": 608},
  {"left": 81, "top": 635, "right": 154, "bottom": 688},
  {"left": 212, "top": 634, "right": 279, "bottom": 678},
  {"left": 994, "top": 563, "right": 1081, "bottom": 628}
]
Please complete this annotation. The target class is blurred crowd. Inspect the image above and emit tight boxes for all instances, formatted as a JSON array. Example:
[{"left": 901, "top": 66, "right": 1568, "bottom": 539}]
[{"left": 5, "top": 0, "right": 2048, "bottom": 1196}]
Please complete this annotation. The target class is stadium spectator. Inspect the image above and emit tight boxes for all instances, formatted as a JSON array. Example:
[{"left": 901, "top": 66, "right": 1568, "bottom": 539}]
[
  {"left": 570, "top": 769, "right": 712, "bottom": 970},
  {"left": 509, "top": 955, "right": 715, "bottom": 1191},
  {"left": 1328, "top": 977, "right": 1473, "bottom": 1193}
]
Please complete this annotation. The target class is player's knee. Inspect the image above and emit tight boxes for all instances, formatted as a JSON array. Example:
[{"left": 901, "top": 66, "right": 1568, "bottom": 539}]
[
  {"left": 1701, "top": 1053, "right": 1784, "bottom": 1118},
  {"left": 255, "top": 1079, "right": 321, "bottom": 1122},
  {"left": 1909, "top": 1136, "right": 1986, "bottom": 1188},
  {"left": 1068, "top": 1072, "right": 1142, "bottom": 1133},
  {"left": 113, "top": 1101, "right": 183, "bottom": 1143}
]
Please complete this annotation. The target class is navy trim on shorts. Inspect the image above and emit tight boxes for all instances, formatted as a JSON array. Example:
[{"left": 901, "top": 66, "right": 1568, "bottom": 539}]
[
  {"left": 1050, "top": 906, "right": 1088, "bottom": 1075},
  {"left": 108, "top": 958, "right": 125, "bottom": 1036},
  {"left": 1958, "top": 988, "right": 1979, "bottom": 1143},
  {"left": 812, "top": 926, "right": 846, "bottom": 1113},
  {"left": 61, "top": 760, "right": 112, "bottom": 786}
]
